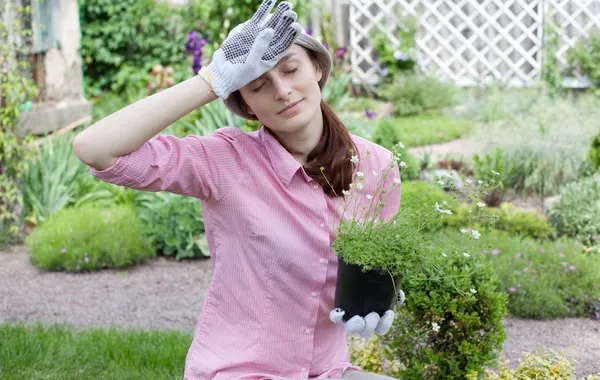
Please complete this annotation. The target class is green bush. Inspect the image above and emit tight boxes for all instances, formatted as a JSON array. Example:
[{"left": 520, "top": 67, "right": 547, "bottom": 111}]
[
  {"left": 568, "top": 32, "right": 600, "bottom": 88},
  {"left": 25, "top": 205, "right": 154, "bottom": 272},
  {"left": 590, "top": 134, "right": 600, "bottom": 170},
  {"left": 138, "top": 192, "right": 208, "bottom": 260},
  {"left": 445, "top": 203, "right": 555, "bottom": 241},
  {"left": 482, "top": 349, "right": 576, "bottom": 380},
  {"left": 471, "top": 94, "right": 599, "bottom": 197},
  {"left": 438, "top": 229, "right": 600, "bottom": 319},
  {"left": 548, "top": 176, "right": 600, "bottom": 246},
  {"left": 371, "top": 121, "right": 421, "bottom": 180},
  {"left": 379, "top": 74, "right": 458, "bottom": 117},
  {"left": 79, "top": 0, "right": 188, "bottom": 95},
  {"left": 380, "top": 246, "right": 508, "bottom": 379},
  {"left": 341, "top": 114, "right": 378, "bottom": 140}
]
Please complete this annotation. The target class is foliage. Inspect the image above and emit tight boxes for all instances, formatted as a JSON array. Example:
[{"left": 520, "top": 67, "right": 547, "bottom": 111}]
[
  {"left": 322, "top": 70, "right": 353, "bottom": 111},
  {"left": 340, "top": 114, "right": 378, "bottom": 141},
  {"left": 380, "top": 245, "right": 508, "bottom": 379},
  {"left": 439, "top": 229, "right": 600, "bottom": 319},
  {"left": 370, "top": 12, "right": 419, "bottom": 81},
  {"left": 375, "top": 115, "right": 474, "bottom": 148},
  {"left": 541, "top": 21, "right": 564, "bottom": 94},
  {"left": 568, "top": 32, "right": 600, "bottom": 90},
  {"left": 0, "top": 1, "right": 37, "bottom": 247},
  {"left": 379, "top": 74, "right": 458, "bottom": 117},
  {"left": 471, "top": 94, "right": 599, "bottom": 197},
  {"left": 167, "top": 99, "right": 246, "bottom": 137},
  {"left": 79, "top": 0, "right": 188, "bottom": 95},
  {"left": 472, "top": 149, "right": 509, "bottom": 206},
  {"left": 138, "top": 192, "right": 209, "bottom": 260},
  {"left": 371, "top": 121, "right": 421, "bottom": 180},
  {"left": 445, "top": 203, "right": 556, "bottom": 241},
  {"left": 348, "top": 336, "right": 385, "bottom": 374},
  {"left": 548, "top": 176, "right": 600, "bottom": 246},
  {"left": 482, "top": 349, "right": 576, "bottom": 380},
  {"left": 0, "top": 323, "right": 190, "bottom": 379},
  {"left": 590, "top": 134, "right": 600, "bottom": 170},
  {"left": 25, "top": 205, "right": 155, "bottom": 272}
]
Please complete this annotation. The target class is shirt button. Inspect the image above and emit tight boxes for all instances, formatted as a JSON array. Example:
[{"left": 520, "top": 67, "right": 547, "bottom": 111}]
[
  {"left": 306, "top": 328, "right": 312, "bottom": 334},
  {"left": 301, "top": 367, "right": 307, "bottom": 372},
  {"left": 313, "top": 183, "right": 319, "bottom": 189},
  {"left": 311, "top": 291, "right": 319, "bottom": 297},
  {"left": 319, "top": 258, "right": 326, "bottom": 264},
  {"left": 320, "top": 223, "right": 325, "bottom": 228}
]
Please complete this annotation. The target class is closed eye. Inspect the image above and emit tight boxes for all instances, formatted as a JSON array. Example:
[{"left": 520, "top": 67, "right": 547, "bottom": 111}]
[{"left": 285, "top": 68, "right": 298, "bottom": 75}]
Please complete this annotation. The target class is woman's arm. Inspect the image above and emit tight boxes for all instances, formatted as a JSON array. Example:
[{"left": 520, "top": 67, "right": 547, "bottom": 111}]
[{"left": 73, "top": 75, "right": 218, "bottom": 170}]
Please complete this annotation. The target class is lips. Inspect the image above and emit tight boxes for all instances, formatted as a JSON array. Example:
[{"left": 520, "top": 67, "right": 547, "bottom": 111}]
[{"left": 277, "top": 99, "right": 303, "bottom": 114}]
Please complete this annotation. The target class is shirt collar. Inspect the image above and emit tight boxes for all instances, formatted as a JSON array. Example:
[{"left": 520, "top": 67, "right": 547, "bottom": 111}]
[{"left": 259, "top": 126, "right": 306, "bottom": 186}]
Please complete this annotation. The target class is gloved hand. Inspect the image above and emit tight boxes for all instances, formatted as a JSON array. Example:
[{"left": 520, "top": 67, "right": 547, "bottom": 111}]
[
  {"left": 198, "top": 0, "right": 302, "bottom": 99},
  {"left": 329, "top": 289, "right": 405, "bottom": 338}
]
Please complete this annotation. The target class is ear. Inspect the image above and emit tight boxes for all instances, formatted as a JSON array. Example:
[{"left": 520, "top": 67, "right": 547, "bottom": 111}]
[{"left": 314, "top": 61, "right": 323, "bottom": 82}]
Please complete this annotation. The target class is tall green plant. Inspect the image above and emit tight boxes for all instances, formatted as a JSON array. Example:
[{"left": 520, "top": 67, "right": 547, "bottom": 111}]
[
  {"left": 0, "top": 1, "right": 38, "bottom": 246},
  {"left": 568, "top": 32, "right": 600, "bottom": 91}
]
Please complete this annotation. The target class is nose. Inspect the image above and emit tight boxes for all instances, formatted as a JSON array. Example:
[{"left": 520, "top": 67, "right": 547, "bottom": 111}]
[{"left": 272, "top": 76, "right": 292, "bottom": 101}]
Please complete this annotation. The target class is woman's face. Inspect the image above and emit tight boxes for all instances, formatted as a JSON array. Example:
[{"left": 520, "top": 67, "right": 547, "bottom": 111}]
[{"left": 239, "top": 44, "right": 323, "bottom": 134}]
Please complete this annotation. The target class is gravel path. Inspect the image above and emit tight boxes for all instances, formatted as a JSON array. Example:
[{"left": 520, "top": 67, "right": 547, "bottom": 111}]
[{"left": 2, "top": 245, "right": 599, "bottom": 376}]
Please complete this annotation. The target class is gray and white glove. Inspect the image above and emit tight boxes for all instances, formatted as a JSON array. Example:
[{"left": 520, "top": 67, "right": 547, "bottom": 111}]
[
  {"left": 198, "top": 0, "right": 302, "bottom": 99},
  {"left": 329, "top": 289, "right": 405, "bottom": 339}
]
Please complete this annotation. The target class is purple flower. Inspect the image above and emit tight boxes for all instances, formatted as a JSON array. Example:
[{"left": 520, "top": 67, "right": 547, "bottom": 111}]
[
  {"left": 322, "top": 42, "right": 328, "bottom": 49},
  {"left": 365, "top": 109, "right": 377, "bottom": 119},
  {"left": 508, "top": 287, "right": 517, "bottom": 293},
  {"left": 559, "top": 252, "right": 565, "bottom": 257},
  {"left": 306, "top": 27, "right": 312, "bottom": 36},
  {"left": 492, "top": 249, "right": 500, "bottom": 255},
  {"left": 561, "top": 261, "right": 567, "bottom": 266},
  {"left": 523, "top": 267, "right": 529, "bottom": 272},
  {"left": 514, "top": 253, "right": 521, "bottom": 259},
  {"left": 381, "top": 67, "right": 389, "bottom": 76},
  {"left": 186, "top": 31, "right": 209, "bottom": 55},
  {"left": 335, "top": 47, "right": 348, "bottom": 61},
  {"left": 393, "top": 50, "right": 408, "bottom": 61},
  {"left": 569, "top": 265, "right": 576, "bottom": 271},
  {"left": 540, "top": 247, "right": 545, "bottom": 253}
]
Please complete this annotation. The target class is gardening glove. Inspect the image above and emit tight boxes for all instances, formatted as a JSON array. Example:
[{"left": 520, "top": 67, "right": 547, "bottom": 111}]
[
  {"left": 329, "top": 289, "right": 405, "bottom": 338},
  {"left": 198, "top": 0, "right": 302, "bottom": 99}
]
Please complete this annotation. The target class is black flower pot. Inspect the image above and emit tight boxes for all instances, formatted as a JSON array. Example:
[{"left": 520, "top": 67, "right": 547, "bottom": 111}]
[{"left": 334, "top": 257, "right": 402, "bottom": 322}]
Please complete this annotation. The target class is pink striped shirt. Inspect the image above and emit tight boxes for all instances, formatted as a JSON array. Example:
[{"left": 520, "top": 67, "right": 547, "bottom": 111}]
[{"left": 89, "top": 126, "right": 401, "bottom": 380}]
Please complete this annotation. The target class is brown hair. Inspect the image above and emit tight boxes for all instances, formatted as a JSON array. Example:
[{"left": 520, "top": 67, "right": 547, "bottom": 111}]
[{"left": 264, "top": 101, "right": 358, "bottom": 197}]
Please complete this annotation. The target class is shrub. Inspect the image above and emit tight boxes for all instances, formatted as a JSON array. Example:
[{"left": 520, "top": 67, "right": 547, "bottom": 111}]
[
  {"left": 471, "top": 95, "right": 599, "bottom": 197},
  {"left": 341, "top": 114, "right": 378, "bottom": 140},
  {"left": 445, "top": 203, "right": 555, "bottom": 241},
  {"left": 379, "top": 74, "right": 458, "bottom": 117},
  {"left": 138, "top": 192, "right": 208, "bottom": 260},
  {"left": 590, "top": 134, "right": 600, "bottom": 170},
  {"left": 380, "top": 246, "right": 508, "bottom": 379},
  {"left": 437, "top": 229, "right": 600, "bottom": 319},
  {"left": 79, "top": 0, "right": 188, "bottom": 95},
  {"left": 482, "top": 349, "right": 576, "bottom": 380},
  {"left": 371, "top": 121, "right": 421, "bottom": 180},
  {"left": 25, "top": 205, "right": 154, "bottom": 272},
  {"left": 548, "top": 176, "right": 600, "bottom": 246},
  {"left": 568, "top": 32, "right": 600, "bottom": 88}
]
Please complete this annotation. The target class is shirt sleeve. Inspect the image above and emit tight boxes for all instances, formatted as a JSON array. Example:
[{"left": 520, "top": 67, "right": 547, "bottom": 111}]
[{"left": 88, "top": 127, "right": 246, "bottom": 202}]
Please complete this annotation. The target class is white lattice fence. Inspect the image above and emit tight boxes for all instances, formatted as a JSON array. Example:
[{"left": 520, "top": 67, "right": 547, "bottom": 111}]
[{"left": 345, "top": 0, "right": 600, "bottom": 87}]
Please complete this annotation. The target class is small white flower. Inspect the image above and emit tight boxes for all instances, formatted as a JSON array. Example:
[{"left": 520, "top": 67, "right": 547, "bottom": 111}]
[
  {"left": 356, "top": 171, "right": 364, "bottom": 179},
  {"left": 478, "top": 180, "right": 483, "bottom": 184},
  {"left": 342, "top": 190, "right": 350, "bottom": 197},
  {"left": 393, "top": 178, "right": 401, "bottom": 184},
  {"left": 441, "top": 252, "right": 447, "bottom": 257},
  {"left": 463, "top": 252, "right": 470, "bottom": 258},
  {"left": 472, "top": 229, "right": 481, "bottom": 239},
  {"left": 491, "top": 169, "right": 500, "bottom": 176},
  {"left": 372, "top": 170, "right": 378, "bottom": 176},
  {"left": 366, "top": 194, "right": 374, "bottom": 200},
  {"left": 356, "top": 183, "right": 363, "bottom": 190},
  {"left": 437, "top": 179, "right": 445, "bottom": 186},
  {"left": 398, "top": 161, "right": 407, "bottom": 168},
  {"left": 442, "top": 201, "right": 447, "bottom": 205},
  {"left": 434, "top": 202, "right": 452, "bottom": 215},
  {"left": 350, "top": 155, "right": 359, "bottom": 164},
  {"left": 460, "top": 228, "right": 469, "bottom": 233},
  {"left": 432, "top": 322, "right": 440, "bottom": 332},
  {"left": 477, "top": 202, "right": 486, "bottom": 207},
  {"left": 397, "top": 141, "right": 405, "bottom": 149},
  {"left": 470, "top": 288, "right": 477, "bottom": 294},
  {"left": 349, "top": 183, "right": 355, "bottom": 188},
  {"left": 465, "top": 178, "right": 473, "bottom": 184}
]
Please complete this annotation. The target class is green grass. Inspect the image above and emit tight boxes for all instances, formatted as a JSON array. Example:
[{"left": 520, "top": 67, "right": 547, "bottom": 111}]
[
  {"left": 431, "top": 229, "right": 600, "bottom": 319},
  {"left": 376, "top": 114, "right": 475, "bottom": 148},
  {"left": 0, "top": 323, "right": 192, "bottom": 380}
]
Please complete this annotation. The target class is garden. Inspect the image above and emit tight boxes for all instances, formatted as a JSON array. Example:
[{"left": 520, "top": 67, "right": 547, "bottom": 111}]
[{"left": 1, "top": 0, "right": 600, "bottom": 379}]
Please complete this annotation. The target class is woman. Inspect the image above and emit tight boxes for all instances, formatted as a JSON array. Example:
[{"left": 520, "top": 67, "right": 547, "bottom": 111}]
[{"left": 73, "top": 1, "right": 402, "bottom": 379}]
